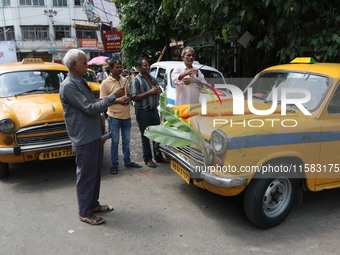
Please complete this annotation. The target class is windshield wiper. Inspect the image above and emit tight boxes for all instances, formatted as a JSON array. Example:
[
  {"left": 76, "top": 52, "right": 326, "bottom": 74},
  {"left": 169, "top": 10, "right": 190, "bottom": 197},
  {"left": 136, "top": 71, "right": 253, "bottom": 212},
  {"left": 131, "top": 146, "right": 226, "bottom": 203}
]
[
  {"left": 252, "top": 95, "right": 266, "bottom": 100},
  {"left": 14, "top": 89, "right": 47, "bottom": 97},
  {"left": 46, "top": 89, "right": 59, "bottom": 93}
]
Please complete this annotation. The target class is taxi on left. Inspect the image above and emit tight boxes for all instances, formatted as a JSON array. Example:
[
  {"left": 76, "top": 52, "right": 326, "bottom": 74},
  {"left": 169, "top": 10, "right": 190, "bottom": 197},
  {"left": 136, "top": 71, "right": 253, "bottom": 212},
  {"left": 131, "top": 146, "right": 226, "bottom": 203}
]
[
  {"left": 84, "top": 68, "right": 101, "bottom": 100},
  {"left": 0, "top": 58, "right": 106, "bottom": 177}
]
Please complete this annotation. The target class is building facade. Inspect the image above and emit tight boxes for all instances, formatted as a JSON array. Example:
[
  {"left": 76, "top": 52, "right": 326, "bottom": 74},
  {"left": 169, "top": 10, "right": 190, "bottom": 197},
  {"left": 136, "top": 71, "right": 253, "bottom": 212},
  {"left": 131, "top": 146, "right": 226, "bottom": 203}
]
[{"left": 0, "top": 0, "right": 104, "bottom": 62}]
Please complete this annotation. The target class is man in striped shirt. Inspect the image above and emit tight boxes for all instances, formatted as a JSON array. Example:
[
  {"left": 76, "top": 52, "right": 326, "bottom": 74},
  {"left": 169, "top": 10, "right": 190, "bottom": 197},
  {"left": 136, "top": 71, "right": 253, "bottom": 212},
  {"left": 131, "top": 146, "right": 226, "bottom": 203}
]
[{"left": 130, "top": 58, "right": 168, "bottom": 168}]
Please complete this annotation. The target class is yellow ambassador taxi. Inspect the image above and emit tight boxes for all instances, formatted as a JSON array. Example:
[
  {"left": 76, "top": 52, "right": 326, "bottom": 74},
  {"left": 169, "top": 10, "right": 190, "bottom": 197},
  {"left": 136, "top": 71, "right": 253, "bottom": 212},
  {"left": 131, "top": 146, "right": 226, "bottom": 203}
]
[
  {"left": 0, "top": 59, "right": 107, "bottom": 178},
  {"left": 84, "top": 68, "right": 101, "bottom": 100},
  {"left": 159, "top": 58, "right": 340, "bottom": 228}
]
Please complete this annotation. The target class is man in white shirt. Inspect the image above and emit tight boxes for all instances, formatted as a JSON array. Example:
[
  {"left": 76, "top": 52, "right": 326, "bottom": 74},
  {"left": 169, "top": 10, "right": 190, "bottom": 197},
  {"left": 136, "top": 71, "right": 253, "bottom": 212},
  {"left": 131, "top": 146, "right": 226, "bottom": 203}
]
[{"left": 171, "top": 47, "right": 208, "bottom": 105}]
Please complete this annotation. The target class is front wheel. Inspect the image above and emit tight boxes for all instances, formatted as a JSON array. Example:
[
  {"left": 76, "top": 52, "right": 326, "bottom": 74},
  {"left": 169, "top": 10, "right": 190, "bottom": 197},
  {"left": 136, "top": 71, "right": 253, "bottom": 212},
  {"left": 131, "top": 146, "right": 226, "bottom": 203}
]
[
  {"left": 0, "top": 162, "right": 9, "bottom": 178},
  {"left": 243, "top": 170, "right": 299, "bottom": 229}
]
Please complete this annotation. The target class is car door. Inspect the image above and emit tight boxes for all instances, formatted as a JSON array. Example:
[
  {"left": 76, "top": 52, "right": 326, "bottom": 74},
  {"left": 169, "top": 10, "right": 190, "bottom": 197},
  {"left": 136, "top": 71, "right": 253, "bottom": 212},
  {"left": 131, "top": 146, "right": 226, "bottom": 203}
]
[{"left": 317, "top": 83, "right": 340, "bottom": 186}]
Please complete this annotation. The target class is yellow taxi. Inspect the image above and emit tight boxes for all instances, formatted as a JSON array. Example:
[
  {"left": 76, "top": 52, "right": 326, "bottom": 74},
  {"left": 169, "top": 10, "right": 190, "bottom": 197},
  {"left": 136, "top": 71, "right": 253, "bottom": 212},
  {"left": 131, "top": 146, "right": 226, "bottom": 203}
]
[
  {"left": 158, "top": 58, "right": 340, "bottom": 228},
  {"left": 0, "top": 59, "right": 107, "bottom": 178},
  {"left": 84, "top": 68, "right": 101, "bottom": 100}
]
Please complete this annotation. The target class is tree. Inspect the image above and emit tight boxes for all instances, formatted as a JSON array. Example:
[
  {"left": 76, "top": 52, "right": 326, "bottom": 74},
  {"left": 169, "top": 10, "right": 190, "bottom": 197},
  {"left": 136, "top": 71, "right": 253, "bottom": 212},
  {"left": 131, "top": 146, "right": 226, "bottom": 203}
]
[
  {"left": 116, "top": 0, "right": 339, "bottom": 75},
  {"left": 114, "top": 0, "right": 172, "bottom": 67}
]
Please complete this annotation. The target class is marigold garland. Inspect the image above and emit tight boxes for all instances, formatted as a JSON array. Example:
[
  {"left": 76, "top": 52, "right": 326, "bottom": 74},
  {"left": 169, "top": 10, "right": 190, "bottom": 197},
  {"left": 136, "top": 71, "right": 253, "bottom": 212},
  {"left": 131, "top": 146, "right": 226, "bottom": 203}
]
[
  {"left": 176, "top": 98, "right": 281, "bottom": 119},
  {"left": 179, "top": 110, "right": 282, "bottom": 119}
]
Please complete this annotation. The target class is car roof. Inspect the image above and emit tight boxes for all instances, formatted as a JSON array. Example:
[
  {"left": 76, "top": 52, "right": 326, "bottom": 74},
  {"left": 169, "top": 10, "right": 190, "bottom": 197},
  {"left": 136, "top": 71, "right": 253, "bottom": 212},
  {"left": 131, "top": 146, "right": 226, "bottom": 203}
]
[
  {"left": 0, "top": 61, "right": 69, "bottom": 74},
  {"left": 151, "top": 61, "right": 222, "bottom": 73},
  {"left": 263, "top": 63, "right": 340, "bottom": 78}
]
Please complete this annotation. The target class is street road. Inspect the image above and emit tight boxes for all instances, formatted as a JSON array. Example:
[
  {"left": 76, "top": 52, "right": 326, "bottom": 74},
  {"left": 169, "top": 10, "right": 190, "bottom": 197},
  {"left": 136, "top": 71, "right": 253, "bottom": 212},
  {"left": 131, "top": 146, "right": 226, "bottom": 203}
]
[{"left": 0, "top": 115, "right": 339, "bottom": 255}]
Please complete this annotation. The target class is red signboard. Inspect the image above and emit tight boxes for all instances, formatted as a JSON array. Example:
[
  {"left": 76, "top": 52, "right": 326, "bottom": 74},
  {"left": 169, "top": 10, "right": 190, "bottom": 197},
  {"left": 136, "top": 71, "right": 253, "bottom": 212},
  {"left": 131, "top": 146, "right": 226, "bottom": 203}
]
[
  {"left": 77, "top": 39, "right": 98, "bottom": 49},
  {"left": 102, "top": 30, "right": 123, "bottom": 52}
]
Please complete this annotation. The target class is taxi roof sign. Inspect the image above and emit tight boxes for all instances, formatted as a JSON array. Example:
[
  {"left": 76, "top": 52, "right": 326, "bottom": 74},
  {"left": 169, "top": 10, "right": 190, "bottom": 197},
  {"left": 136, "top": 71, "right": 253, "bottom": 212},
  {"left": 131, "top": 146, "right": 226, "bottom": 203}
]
[
  {"left": 21, "top": 58, "right": 45, "bottom": 64},
  {"left": 290, "top": 57, "right": 318, "bottom": 64}
]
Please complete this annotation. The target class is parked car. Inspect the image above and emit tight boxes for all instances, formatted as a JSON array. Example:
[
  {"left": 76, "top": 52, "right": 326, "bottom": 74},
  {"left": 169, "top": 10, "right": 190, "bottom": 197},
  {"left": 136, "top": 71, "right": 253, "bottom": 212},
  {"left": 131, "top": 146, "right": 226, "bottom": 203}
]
[
  {"left": 159, "top": 58, "right": 340, "bottom": 228},
  {"left": 150, "top": 61, "right": 230, "bottom": 106},
  {"left": 0, "top": 58, "right": 108, "bottom": 177},
  {"left": 84, "top": 68, "right": 101, "bottom": 100}
]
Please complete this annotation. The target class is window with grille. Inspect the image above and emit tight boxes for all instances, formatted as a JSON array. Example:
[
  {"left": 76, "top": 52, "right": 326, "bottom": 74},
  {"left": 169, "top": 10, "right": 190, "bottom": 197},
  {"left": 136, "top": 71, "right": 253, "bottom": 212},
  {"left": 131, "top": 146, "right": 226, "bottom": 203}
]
[
  {"left": 19, "top": 0, "right": 44, "bottom": 6},
  {"left": 0, "top": 26, "right": 15, "bottom": 41},
  {"left": 22, "top": 26, "right": 49, "bottom": 40},
  {"left": 54, "top": 26, "right": 71, "bottom": 40},
  {"left": 74, "top": 0, "right": 81, "bottom": 5},
  {"left": 76, "top": 30, "right": 97, "bottom": 39},
  {"left": 2, "top": 0, "right": 11, "bottom": 6},
  {"left": 53, "top": 0, "right": 67, "bottom": 7}
]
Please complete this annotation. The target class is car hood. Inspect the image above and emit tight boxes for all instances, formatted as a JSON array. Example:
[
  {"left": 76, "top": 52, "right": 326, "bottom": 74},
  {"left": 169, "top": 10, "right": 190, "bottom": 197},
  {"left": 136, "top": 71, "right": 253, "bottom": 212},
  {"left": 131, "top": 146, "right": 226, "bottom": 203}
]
[
  {"left": 87, "top": 81, "right": 100, "bottom": 92},
  {"left": 0, "top": 94, "right": 64, "bottom": 128},
  {"left": 186, "top": 99, "right": 312, "bottom": 137}
]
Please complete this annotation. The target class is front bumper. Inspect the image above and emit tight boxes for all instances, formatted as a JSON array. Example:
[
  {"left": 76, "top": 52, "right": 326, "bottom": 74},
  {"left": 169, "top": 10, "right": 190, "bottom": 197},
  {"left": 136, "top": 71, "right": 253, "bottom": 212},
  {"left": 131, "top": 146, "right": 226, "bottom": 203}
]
[
  {"left": 160, "top": 144, "right": 248, "bottom": 188},
  {"left": 0, "top": 132, "right": 111, "bottom": 156}
]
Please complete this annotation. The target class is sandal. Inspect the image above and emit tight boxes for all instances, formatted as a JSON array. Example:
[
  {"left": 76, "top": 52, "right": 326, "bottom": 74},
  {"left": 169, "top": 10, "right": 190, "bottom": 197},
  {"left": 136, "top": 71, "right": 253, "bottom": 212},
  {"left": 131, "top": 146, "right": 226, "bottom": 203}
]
[
  {"left": 79, "top": 215, "right": 105, "bottom": 225},
  {"left": 109, "top": 166, "right": 118, "bottom": 175},
  {"left": 125, "top": 162, "right": 142, "bottom": 168},
  {"left": 91, "top": 204, "right": 114, "bottom": 213},
  {"left": 146, "top": 161, "right": 157, "bottom": 168}
]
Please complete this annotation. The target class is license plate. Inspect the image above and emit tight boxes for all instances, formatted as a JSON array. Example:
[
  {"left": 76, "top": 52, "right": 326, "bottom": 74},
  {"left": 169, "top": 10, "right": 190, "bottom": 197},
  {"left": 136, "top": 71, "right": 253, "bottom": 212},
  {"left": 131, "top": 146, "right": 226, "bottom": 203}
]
[
  {"left": 39, "top": 149, "right": 75, "bottom": 160},
  {"left": 170, "top": 160, "right": 190, "bottom": 184}
]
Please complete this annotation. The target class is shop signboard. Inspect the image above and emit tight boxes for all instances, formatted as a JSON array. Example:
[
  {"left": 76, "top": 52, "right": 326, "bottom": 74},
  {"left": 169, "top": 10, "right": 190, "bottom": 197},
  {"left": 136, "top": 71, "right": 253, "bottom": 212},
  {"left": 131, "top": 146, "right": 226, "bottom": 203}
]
[
  {"left": 62, "top": 38, "right": 78, "bottom": 48},
  {"left": 78, "top": 39, "right": 98, "bottom": 49},
  {"left": 102, "top": 30, "right": 122, "bottom": 52}
]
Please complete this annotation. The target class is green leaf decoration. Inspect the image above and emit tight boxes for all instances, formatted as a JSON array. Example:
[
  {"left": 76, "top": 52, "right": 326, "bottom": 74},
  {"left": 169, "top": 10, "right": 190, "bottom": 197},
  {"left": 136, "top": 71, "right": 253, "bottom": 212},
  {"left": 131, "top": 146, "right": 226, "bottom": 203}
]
[
  {"left": 144, "top": 125, "right": 195, "bottom": 147},
  {"left": 144, "top": 91, "right": 208, "bottom": 165}
]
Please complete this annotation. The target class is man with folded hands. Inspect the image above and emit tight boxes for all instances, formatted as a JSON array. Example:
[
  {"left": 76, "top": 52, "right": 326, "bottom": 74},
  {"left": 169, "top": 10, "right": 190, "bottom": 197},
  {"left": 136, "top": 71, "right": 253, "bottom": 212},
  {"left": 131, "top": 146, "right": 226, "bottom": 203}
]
[{"left": 100, "top": 58, "right": 142, "bottom": 175}]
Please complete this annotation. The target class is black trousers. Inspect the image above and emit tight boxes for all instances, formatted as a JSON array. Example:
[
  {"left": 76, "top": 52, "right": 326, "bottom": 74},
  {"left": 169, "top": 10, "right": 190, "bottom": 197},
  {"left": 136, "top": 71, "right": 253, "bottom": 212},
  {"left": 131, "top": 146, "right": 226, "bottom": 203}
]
[
  {"left": 136, "top": 109, "right": 163, "bottom": 163},
  {"left": 73, "top": 139, "right": 102, "bottom": 217}
]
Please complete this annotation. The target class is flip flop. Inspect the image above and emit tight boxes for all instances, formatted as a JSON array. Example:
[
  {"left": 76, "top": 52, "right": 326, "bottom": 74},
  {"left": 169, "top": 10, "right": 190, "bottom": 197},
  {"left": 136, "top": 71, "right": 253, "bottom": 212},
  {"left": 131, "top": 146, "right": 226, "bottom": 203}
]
[
  {"left": 79, "top": 215, "right": 105, "bottom": 225},
  {"left": 91, "top": 204, "right": 114, "bottom": 213},
  {"left": 109, "top": 166, "right": 118, "bottom": 175},
  {"left": 146, "top": 161, "right": 157, "bottom": 168}
]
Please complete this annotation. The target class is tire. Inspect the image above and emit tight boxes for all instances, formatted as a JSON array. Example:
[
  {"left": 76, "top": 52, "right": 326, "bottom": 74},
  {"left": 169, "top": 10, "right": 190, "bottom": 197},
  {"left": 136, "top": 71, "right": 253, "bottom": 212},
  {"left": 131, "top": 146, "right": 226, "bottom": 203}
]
[
  {"left": 243, "top": 163, "right": 299, "bottom": 229},
  {"left": 0, "top": 162, "right": 9, "bottom": 178}
]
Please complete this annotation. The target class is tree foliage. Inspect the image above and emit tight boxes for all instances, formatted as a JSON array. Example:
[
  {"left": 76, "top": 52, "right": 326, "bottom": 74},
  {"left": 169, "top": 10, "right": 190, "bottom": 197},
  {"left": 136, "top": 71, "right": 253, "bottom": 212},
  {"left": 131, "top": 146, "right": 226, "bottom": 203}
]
[
  {"left": 115, "top": 0, "right": 339, "bottom": 75},
  {"left": 114, "top": 0, "right": 172, "bottom": 67}
]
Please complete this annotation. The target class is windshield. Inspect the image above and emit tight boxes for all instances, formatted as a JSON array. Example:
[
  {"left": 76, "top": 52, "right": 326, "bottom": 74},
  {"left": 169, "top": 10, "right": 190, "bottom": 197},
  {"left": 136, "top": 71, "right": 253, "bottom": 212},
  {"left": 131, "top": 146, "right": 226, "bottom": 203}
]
[
  {"left": 247, "top": 71, "right": 330, "bottom": 111},
  {"left": 0, "top": 70, "right": 68, "bottom": 97}
]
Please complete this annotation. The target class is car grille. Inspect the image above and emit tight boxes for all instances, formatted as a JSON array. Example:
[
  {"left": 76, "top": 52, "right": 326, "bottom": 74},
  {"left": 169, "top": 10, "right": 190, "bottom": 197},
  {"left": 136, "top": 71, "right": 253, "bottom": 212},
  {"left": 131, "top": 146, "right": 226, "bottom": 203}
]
[
  {"left": 175, "top": 146, "right": 205, "bottom": 165},
  {"left": 15, "top": 122, "right": 69, "bottom": 145}
]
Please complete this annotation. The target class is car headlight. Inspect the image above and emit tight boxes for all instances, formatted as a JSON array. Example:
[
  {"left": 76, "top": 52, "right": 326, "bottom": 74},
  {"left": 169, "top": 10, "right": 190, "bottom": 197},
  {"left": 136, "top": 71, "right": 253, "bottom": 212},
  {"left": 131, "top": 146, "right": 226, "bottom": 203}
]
[
  {"left": 210, "top": 130, "right": 228, "bottom": 154},
  {"left": 0, "top": 118, "right": 15, "bottom": 134}
]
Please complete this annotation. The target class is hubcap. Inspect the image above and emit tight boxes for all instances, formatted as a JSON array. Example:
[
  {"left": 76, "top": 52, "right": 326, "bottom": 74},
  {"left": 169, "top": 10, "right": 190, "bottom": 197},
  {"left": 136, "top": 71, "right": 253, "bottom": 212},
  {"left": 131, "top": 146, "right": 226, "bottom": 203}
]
[{"left": 262, "top": 178, "right": 292, "bottom": 218}]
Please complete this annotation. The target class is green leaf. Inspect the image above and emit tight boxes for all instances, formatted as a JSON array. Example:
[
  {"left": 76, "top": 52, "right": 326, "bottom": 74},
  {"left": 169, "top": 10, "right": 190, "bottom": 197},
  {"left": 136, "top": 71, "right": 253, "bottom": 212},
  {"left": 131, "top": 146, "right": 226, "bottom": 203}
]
[
  {"left": 144, "top": 125, "right": 196, "bottom": 147},
  {"left": 222, "top": 28, "right": 229, "bottom": 42},
  {"left": 159, "top": 92, "right": 191, "bottom": 132}
]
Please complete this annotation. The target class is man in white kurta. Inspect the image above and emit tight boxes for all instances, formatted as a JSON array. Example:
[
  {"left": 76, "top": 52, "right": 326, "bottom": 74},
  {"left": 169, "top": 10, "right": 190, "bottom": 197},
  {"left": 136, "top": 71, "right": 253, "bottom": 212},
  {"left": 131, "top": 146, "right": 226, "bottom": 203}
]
[{"left": 171, "top": 47, "right": 208, "bottom": 105}]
